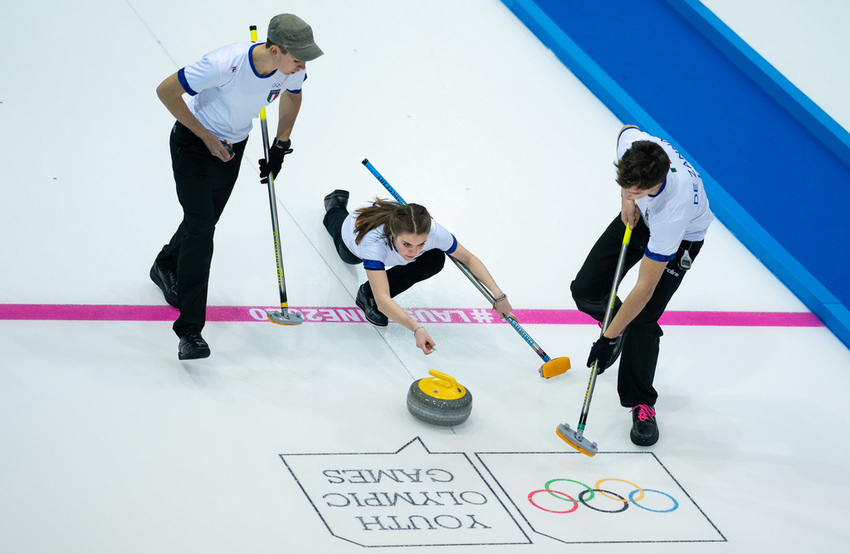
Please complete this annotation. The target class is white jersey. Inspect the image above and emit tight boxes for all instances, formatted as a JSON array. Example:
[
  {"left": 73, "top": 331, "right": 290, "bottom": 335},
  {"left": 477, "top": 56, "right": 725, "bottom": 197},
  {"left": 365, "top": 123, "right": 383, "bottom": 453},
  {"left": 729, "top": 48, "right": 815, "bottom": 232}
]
[
  {"left": 617, "top": 127, "right": 714, "bottom": 262},
  {"left": 341, "top": 203, "right": 458, "bottom": 270},
  {"left": 178, "top": 42, "right": 307, "bottom": 143}
]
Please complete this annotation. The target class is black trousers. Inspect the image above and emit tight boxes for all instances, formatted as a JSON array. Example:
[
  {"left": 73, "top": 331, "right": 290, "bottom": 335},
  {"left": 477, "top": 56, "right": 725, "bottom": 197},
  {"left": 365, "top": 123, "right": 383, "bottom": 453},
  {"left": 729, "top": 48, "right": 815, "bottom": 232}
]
[
  {"left": 570, "top": 215, "right": 703, "bottom": 408},
  {"left": 156, "top": 121, "right": 247, "bottom": 338},
  {"left": 323, "top": 205, "right": 446, "bottom": 296}
]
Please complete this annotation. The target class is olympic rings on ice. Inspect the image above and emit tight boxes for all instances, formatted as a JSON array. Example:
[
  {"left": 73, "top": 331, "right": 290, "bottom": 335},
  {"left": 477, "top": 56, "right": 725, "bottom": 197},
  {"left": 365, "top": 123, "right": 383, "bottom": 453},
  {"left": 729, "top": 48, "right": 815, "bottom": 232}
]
[
  {"left": 527, "top": 489, "right": 578, "bottom": 514},
  {"left": 579, "top": 489, "right": 630, "bottom": 513},
  {"left": 596, "top": 478, "right": 644, "bottom": 502},
  {"left": 630, "top": 489, "right": 679, "bottom": 513},
  {"left": 544, "top": 478, "right": 594, "bottom": 503},
  {"left": 527, "top": 477, "right": 678, "bottom": 514}
]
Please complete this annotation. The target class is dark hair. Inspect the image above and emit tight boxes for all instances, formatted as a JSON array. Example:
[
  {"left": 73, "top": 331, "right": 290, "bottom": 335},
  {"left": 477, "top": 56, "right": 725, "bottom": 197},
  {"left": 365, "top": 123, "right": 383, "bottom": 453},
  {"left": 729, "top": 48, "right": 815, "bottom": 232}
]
[
  {"left": 266, "top": 39, "right": 289, "bottom": 55},
  {"left": 615, "top": 140, "right": 670, "bottom": 190},
  {"left": 353, "top": 198, "right": 431, "bottom": 246}
]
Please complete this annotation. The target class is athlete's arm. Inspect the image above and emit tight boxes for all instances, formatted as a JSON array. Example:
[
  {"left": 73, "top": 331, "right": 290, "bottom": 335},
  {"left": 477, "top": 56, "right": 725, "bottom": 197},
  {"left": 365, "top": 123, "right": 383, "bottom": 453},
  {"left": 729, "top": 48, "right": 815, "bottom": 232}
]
[
  {"left": 366, "top": 269, "right": 436, "bottom": 354},
  {"left": 156, "top": 72, "right": 233, "bottom": 161},
  {"left": 275, "top": 90, "right": 302, "bottom": 142},
  {"left": 449, "top": 243, "right": 514, "bottom": 320},
  {"left": 602, "top": 255, "right": 666, "bottom": 338}
]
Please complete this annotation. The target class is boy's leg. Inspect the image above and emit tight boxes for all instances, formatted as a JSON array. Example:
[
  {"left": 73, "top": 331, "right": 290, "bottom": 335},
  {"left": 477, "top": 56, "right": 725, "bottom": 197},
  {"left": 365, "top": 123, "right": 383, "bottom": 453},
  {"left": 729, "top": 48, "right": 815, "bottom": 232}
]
[
  {"left": 169, "top": 122, "right": 244, "bottom": 338},
  {"left": 571, "top": 215, "right": 648, "bottom": 322},
  {"left": 617, "top": 240, "right": 704, "bottom": 407}
]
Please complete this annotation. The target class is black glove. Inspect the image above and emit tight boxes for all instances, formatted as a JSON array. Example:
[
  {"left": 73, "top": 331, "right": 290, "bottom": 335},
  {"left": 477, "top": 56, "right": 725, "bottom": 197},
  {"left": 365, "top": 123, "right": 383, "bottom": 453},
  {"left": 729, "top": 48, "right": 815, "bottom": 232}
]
[
  {"left": 587, "top": 335, "right": 622, "bottom": 374},
  {"left": 259, "top": 139, "right": 292, "bottom": 184}
]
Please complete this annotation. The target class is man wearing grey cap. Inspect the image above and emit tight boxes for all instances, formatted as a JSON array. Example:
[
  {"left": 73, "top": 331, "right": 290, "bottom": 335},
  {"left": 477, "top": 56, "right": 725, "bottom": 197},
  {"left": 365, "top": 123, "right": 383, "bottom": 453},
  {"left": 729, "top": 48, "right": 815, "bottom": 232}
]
[{"left": 151, "top": 14, "right": 323, "bottom": 360}]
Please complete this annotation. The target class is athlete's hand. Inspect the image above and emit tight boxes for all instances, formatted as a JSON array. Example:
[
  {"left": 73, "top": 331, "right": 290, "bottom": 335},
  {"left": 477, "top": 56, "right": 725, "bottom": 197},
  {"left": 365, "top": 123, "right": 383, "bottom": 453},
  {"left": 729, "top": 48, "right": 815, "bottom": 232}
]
[
  {"left": 259, "top": 139, "right": 292, "bottom": 184},
  {"left": 587, "top": 335, "right": 622, "bottom": 374},
  {"left": 621, "top": 196, "right": 640, "bottom": 228},
  {"left": 204, "top": 134, "right": 235, "bottom": 162},
  {"left": 414, "top": 326, "right": 436, "bottom": 355},
  {"left": 493, "top": 294, "right": 515, "bottom": 321}
]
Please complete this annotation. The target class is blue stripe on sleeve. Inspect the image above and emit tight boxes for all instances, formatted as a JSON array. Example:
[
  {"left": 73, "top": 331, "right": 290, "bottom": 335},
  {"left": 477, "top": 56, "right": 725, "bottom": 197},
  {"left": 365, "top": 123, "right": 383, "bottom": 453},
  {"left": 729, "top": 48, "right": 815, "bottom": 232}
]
[
  {"left": 286, "top": 73, "right": 306, "bottom": 94},
  {"left": 645, "top": 249, "right": 675, "bottom": 262},
  {"left": 177, "top": 68, "right": 197, "bottom": 96},
  {"left": 363, "top": 259, "right": 386, "bottom": 271},
  {"left": 445, "top": 235, "right": 458, "bottom": 254}
]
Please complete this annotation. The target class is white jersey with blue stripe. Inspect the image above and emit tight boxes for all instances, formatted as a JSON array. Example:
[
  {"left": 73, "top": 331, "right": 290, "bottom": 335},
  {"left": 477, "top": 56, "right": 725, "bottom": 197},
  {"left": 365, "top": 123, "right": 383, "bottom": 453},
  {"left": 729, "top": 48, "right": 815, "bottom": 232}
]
[
  {"left": 178, "top": 42, "right": 307, "bottom": 143},
  {"left": 341, "top": 203, "right": 458, "bottom": 270},
  {"left": 617, "top": 127, "right": 714, "bottom": 262}
]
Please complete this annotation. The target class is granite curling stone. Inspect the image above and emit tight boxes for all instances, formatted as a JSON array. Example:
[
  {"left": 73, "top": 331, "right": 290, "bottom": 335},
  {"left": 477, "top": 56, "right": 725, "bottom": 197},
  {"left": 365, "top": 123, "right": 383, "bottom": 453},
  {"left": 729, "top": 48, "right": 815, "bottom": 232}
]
[{"left": 407, "top": 370, "right": 472, "bottom": 426}]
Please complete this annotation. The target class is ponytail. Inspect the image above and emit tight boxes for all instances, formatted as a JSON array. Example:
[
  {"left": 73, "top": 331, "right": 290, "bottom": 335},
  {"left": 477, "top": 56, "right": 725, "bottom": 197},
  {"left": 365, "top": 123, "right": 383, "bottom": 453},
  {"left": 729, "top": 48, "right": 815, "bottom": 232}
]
[{"left": 354, "top": 198, "right": 431, "bottom": 246}]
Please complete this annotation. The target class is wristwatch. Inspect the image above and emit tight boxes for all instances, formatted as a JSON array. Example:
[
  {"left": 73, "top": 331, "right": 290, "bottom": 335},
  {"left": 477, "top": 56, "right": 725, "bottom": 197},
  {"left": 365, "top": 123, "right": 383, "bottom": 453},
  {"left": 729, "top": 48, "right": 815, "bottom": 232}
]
[{"left": 273, "top": 138, "right": 291, "bottom": 150}]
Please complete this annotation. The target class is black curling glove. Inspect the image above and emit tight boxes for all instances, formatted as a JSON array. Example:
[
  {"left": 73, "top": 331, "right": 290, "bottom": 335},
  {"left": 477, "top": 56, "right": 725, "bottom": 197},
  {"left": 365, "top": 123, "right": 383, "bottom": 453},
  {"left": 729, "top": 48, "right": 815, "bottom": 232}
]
[
  {"left": 587, "top": 336, "right": 622, "bottom": 374},
  {"left": 259, "top": 139, "right": 292, "bottom": 184}
]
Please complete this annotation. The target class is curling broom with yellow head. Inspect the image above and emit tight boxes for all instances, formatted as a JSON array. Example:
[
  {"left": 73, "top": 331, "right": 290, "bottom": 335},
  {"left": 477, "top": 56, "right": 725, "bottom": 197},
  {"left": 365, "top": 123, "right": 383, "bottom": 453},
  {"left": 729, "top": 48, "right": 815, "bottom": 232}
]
[{"left": 557, "top": 222, "right": 632, "bottom": 456}]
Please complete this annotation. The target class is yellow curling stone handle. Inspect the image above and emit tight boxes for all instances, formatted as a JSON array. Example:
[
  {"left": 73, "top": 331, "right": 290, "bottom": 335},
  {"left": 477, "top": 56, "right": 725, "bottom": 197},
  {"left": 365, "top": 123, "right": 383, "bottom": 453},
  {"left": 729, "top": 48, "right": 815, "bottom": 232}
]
[{"left": 418, "top": 370, "right": 467, "bottom": 400}]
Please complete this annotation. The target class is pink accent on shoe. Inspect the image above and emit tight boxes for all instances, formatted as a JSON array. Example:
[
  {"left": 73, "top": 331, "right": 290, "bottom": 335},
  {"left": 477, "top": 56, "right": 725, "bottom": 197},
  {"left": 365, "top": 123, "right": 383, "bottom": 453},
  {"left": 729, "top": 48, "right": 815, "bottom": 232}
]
[{"left": 630, "top": 404, "right": 656, "bottom": 421}]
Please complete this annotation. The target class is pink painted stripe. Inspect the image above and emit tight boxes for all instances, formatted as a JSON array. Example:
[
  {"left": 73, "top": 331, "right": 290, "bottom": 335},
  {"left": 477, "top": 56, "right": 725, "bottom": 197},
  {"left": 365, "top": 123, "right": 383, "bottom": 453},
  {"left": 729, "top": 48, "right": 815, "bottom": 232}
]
[{"left": 0, "top": 304, "right": 823, "bottom": 327}]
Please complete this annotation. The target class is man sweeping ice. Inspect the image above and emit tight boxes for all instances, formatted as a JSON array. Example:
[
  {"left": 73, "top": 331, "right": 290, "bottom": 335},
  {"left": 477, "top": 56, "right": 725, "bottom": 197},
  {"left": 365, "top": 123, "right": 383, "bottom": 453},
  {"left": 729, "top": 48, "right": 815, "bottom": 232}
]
[{"left": 569, "top": 125, "right": 714, "bottom": 447}]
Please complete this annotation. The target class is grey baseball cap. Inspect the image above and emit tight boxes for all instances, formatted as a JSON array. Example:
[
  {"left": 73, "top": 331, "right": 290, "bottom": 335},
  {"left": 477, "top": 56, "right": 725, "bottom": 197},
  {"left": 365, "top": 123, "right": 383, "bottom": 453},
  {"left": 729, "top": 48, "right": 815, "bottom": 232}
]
[{"left": 267, "top": 14, "right": 323, "bottom": 61}]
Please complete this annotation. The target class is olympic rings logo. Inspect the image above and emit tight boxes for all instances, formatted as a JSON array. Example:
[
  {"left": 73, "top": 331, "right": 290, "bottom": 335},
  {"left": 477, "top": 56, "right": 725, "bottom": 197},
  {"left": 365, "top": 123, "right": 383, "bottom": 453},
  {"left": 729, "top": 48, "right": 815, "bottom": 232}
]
[{"left": 528, "top": 478, "right": 678, "bottom": 514}]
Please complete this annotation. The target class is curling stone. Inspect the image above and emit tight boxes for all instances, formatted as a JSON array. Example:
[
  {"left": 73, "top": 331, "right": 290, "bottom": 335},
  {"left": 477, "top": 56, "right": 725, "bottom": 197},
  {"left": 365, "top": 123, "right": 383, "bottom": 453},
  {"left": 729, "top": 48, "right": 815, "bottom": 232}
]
[{"left": 407, "top": 370, "right": 472, "bottom": 426}]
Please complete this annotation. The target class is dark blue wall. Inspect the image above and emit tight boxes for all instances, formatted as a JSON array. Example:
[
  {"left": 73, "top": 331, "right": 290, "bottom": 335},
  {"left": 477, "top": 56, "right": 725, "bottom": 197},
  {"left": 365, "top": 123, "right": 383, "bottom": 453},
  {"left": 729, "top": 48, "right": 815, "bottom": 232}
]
[{"left": 501, "top": 0, "right": 850, "bottom": 349}]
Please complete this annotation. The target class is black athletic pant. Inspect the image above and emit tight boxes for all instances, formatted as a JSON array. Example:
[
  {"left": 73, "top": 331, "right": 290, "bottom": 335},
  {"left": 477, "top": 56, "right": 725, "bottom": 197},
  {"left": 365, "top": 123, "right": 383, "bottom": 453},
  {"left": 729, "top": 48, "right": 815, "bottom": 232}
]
[
  {"left": 570, "top": 215, "right": 703, "bottom": 408},
  {"left": 156, "top": 121, "right": 247, "bottom": 338},
  {"left": 323, "top": 205, "right": 446, "bottom": 297}
]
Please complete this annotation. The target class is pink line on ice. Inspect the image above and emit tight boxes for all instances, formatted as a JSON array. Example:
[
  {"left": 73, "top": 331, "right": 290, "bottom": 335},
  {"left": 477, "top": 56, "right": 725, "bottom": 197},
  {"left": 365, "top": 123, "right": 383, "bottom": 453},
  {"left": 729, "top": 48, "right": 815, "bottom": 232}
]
[
  {"left": 0, "top": 304, "right": 824, "bottom": 327},
  {"left": 517, "top": 308, "right": 822, "bottom": 327}
]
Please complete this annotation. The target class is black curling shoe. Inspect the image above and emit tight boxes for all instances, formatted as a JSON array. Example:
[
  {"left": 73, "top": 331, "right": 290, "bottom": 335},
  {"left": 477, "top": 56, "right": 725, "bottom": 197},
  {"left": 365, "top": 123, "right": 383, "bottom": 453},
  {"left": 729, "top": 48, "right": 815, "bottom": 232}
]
[
  {"left": 178, "top": 331, "right": 210, "bottom": 360},
  {"left": 630, "top": 404, "right": 659, "bottom": 446},
  {"left": 356, "top": 283, "right": 388, "bottom": 327},
  {"left": 323, "top": 189, "right": 350, "bottom": 212},
  {"left": 150, "top": 261, "right": 179, "bottom": 308}
]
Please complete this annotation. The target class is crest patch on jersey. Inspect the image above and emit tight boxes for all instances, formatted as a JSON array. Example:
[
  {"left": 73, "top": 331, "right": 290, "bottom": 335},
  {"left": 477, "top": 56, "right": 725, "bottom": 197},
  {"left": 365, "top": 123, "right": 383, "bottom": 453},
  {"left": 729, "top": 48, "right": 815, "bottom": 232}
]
[{"left": 267, "top": 89, "right": 281, "bottom": 103}]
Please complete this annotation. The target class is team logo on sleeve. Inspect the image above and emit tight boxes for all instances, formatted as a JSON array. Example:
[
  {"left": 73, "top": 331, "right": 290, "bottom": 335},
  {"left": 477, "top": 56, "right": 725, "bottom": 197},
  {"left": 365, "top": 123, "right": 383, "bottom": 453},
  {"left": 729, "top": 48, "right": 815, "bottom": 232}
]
[{"left": 267, "top": 88, "right": 281, "bottom": 102}]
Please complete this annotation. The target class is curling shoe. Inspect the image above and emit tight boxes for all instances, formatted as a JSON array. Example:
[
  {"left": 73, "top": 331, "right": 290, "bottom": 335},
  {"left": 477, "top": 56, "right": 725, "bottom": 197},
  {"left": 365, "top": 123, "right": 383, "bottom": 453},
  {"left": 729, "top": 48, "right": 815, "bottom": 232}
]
[
  {"left": 630, "top": 404, "right": 659, "bottom": 446},
  {"left": 356, "top": 283, "right": 388, "bottom": 327},
  {"left": 323, "top": 189, "right": 350, "bottom": 212},
  {"left": 150, "top": 261, "right": 179, "bottom": 308},
  {"left": 178, "top": 331, "right": 210, "bottom": 360}
]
